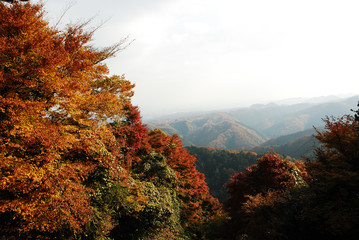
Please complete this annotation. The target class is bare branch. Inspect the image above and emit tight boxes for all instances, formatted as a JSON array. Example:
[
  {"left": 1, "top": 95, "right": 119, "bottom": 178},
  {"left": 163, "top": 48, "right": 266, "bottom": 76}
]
[{"left": 53, "top": 1, "right": 75, "bottom": 29}]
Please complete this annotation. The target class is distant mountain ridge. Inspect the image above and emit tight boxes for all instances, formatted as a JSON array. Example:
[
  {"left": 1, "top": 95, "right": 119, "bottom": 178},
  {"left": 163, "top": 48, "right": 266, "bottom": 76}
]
[
  {"left": 227, "top": 96, "right": 358, "bottom": 138},
  {"left": 147, "top": 95, "right": 358, "bottom": 150},
  {"left": 147, "top": 112, "right": 265, "bottom": 148},
  {"left": 273, "top": 95, "right": 342, "bottom": 105},
  {"left": 247, "top": 127, "right": 322, "bottom": 159}
]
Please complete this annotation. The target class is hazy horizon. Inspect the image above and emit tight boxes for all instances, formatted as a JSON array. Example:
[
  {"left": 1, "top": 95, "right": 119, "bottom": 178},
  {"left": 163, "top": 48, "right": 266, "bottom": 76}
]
[
  {"left": 143, "top": 93, "right": 359, "bottom": 120},
  {"left": 34, "top": 0, "right": 359, "bottom": 119}
]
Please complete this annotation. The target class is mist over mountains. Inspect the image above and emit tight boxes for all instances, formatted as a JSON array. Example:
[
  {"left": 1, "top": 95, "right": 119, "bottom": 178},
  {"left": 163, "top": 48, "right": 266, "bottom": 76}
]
[{"left": 146, "top": 95, "right": 358, "bottom": 154}]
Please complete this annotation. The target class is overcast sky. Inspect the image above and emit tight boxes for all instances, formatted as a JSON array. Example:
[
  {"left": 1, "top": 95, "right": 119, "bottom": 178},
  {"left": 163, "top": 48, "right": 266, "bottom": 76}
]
[{"left": 35, "top": 0, "right": 359, "bottom": 118}]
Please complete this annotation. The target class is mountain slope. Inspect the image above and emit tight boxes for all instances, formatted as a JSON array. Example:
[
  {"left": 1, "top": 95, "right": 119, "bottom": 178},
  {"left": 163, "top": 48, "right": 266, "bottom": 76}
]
[
  {"left": 229, "top": 96, "right": 358, "bottom": 138},
  {"left": 147, "top": 112, "right": 265, "bottom": 149},
  {"left": 186, "top": 146, "right": 258, "bottom": 202},
  {"left": 248, "top": 127, "right": 322, "bottom": 159}
]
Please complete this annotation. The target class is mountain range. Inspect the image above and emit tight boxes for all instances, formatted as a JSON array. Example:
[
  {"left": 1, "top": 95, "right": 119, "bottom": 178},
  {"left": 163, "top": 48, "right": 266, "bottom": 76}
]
[
  {"left": 248, "top": 127, "right": 322, "bottom": 159},
  {"left": 146, "top": 95, "right": 358, "bottom": 154},
  {"left": 147, "top": 112, "right": 265, "bottom": 148}
]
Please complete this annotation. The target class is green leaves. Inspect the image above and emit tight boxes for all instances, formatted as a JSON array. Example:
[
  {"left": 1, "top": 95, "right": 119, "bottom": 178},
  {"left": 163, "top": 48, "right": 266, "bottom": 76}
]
[{"left": 133, "top": 152, "right": 177, "bottom": 187}]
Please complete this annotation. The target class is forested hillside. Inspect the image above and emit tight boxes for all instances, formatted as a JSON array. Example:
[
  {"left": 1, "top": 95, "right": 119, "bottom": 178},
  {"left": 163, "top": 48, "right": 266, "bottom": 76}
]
[
  {"left": 248, "top": 127, "right": 322, "bottom": 159},
  {"left": 186, "top": 147, "right": 258, "bottom": 202}
]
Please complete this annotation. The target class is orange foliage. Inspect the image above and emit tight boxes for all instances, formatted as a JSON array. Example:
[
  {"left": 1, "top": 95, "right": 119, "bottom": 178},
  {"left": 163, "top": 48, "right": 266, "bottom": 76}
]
[{"left": 0, "top": 2, "right": 133, "bottom": 237}]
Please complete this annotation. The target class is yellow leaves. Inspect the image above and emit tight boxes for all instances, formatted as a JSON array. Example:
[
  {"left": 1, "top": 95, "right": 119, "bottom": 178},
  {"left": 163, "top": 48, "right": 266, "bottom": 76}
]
[
  {"left": 1, "top": 158, "right": 46, "bottom": 193},
  {"left": 125, "top": 195, "right": 147, "bottom": 213},
  {"left": 126, "top": 179, "right": 149, "bottom": 205},
  {"left": 6, "top": 162, "right": 95, "bottom": 233}
]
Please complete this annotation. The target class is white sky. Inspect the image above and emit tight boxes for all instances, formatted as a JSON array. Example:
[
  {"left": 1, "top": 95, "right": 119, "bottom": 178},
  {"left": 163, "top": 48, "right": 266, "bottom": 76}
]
[{"left": 35, "top": 0, "right": 359, "bottom": 118}]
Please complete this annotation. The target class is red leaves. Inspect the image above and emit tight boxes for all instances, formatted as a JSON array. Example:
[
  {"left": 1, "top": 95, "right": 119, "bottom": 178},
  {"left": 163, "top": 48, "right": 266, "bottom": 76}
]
[
  {"left": 111, "top": 104, "right": 151, "bottom": 169},
  {"left": 225, "top": 152, "right": 309, "bottom": 219}
]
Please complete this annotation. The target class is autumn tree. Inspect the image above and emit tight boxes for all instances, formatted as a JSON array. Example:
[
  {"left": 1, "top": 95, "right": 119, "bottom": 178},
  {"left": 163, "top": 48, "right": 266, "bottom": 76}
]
[
  {"left": 0, "top": 2, "right": 134, "bottom": 238},
  {"left": 223, "top": 153, "right": 309, "bottom": 239},
  {"left": 225, "top": 153, "right": 308, "bottom": 217},
  {"left": 222, "top": 105, "right": 359, "bottom": 240},
  {"left": 248, "top": 109, "right": 359, "bottom": 240},
  {"left": 300, "top": 113, "right": 359, "bottom": 240},
  {"left": 109, "top": 109, "right": 185, "bottom": 239}
]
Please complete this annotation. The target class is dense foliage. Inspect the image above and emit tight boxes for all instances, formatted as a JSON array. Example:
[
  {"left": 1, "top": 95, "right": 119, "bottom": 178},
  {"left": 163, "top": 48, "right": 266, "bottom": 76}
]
[
  {"left": 0, "top": 2, "right": 223, "bottom": 239},
  {"left": 186, "top": 146, "right": 258, "bottom": 202},
  {"left": 222, "top": 153, "right": 309, "bottom": 239},
  {"left": 222, "top": 108, "right": 359, "bottom": 240},
  {"left": 301, "top": 114, "right": 359, "bottom": 239}
]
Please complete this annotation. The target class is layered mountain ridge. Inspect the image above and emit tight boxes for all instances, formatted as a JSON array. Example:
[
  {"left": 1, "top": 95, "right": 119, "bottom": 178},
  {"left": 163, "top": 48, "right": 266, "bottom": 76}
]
[
  {"left": 147, "top": 95, "right": 358, "bottom": 152},
  {"left": 147, "top": 112, "right": 265, "bottom": 148}
]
